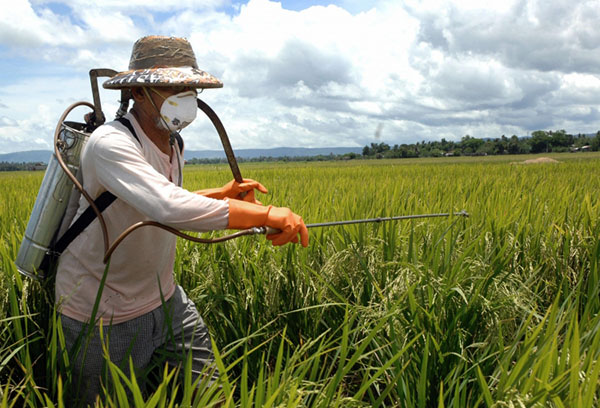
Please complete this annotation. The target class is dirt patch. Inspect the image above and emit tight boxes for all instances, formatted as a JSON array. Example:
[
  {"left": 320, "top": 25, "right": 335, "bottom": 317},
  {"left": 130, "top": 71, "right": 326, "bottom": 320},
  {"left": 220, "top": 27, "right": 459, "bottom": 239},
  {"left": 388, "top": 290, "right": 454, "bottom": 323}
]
[{"left": 514, "top": 157, "right": 560, "bottom": 164}]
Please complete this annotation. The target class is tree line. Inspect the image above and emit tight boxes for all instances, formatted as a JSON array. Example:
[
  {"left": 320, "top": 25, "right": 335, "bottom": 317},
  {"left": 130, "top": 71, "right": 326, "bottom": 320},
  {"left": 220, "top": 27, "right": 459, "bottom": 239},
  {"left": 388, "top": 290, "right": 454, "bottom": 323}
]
[
  {"left": 185, "top": 152, "right": 362, "bottom": 165},
  {"left": 361, "top": 130, "right": 600, "bottom": 159},
  {"left": 0, "top": 162, "right": 47, "bottom": 172}
]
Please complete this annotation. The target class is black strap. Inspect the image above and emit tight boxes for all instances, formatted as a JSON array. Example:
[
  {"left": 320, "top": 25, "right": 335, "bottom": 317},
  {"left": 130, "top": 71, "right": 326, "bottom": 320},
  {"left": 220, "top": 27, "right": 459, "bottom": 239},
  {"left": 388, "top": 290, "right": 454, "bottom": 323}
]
[
  {"left": 38, "top": 189, "right": 118, "bottom": 275},
  {"left": 116, "top": 117, "right": 184, "bottom": 153},
  {"left": 176, "top": 132, "right": 184, "bottom": 153},
  {"left": 115, "top": 117, "right": 141, "bottom": 145},
  {"left": 52, "top": 191, "right": 117, "bottom": 254}
]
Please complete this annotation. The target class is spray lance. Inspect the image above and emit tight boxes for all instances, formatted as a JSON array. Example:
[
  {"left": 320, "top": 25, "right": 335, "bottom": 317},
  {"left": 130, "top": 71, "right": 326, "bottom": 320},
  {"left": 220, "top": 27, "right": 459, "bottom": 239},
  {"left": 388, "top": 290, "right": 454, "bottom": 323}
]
[{"left": 15, "top": 69, "right": 468, "bottom": 280}]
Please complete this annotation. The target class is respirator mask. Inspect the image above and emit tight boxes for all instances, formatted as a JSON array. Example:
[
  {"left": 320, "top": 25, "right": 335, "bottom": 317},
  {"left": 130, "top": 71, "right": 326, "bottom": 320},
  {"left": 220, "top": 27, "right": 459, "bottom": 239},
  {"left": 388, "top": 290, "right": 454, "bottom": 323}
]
[{"left": 149, "top": 88, "right": 198, "bottom": 132}]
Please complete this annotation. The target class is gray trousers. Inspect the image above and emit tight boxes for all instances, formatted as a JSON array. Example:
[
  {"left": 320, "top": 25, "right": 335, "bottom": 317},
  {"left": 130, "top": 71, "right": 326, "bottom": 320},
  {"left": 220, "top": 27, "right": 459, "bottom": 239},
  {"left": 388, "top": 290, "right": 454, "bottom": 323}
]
[{"left": 60, "top": 286, "right": 218, "bottom": 406}]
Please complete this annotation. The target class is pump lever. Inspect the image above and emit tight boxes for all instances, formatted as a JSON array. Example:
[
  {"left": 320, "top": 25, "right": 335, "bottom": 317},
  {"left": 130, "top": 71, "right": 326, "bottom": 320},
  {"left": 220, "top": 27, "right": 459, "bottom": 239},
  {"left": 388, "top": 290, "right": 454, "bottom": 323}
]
[
  {"left": 89, "top": 69, "right": 118, "bottom": 128},
  {"left": 89, "top": 69, "right": 132, "bottom": 129}
]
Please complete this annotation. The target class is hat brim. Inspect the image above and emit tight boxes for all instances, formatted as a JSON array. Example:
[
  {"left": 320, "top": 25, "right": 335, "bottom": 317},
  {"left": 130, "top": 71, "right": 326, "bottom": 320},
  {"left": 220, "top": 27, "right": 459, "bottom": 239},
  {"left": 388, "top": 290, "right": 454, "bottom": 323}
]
[{"left": 103, "top": 66, "right": 223, "bottom": 89}]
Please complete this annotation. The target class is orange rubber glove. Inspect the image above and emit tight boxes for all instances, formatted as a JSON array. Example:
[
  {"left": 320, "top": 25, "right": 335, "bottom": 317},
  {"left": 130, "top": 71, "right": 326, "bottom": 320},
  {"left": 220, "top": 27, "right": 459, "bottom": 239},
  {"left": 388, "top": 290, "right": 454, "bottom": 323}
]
[
  {"left": 227, "top": 199, "right": 309, "bottom": 247},
  {"left": 196, "top": 178, "right": 267, "bottom": 204}
]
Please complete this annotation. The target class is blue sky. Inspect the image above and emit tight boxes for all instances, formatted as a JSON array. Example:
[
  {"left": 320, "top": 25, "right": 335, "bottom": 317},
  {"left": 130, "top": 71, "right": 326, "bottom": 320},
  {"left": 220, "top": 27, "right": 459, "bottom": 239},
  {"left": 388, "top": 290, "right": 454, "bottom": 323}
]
[{"left": 1, "top": 0, "right": 599, "bottom": 154}]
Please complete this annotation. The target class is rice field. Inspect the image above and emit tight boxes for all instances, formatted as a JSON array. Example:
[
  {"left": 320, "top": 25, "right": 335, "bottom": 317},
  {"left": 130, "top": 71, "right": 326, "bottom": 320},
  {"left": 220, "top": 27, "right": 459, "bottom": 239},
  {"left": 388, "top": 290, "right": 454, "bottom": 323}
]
[{"left": 1, "top": 152, "right": 600, "bottom": 407}]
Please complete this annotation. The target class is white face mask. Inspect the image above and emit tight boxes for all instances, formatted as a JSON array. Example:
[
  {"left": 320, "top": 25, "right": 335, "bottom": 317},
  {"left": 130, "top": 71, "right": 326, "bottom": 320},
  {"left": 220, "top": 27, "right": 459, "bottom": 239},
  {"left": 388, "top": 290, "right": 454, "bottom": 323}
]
[{"left": 152, "top": 89, "right": 198, "bottom": 132}]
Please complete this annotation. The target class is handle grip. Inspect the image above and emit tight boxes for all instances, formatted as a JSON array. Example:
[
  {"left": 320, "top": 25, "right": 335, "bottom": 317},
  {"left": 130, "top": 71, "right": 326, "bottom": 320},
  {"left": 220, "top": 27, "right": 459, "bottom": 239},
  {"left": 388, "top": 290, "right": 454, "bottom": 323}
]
[
  {"left": 254, "top": 226, "right": 281, "bottom": 235},
  {"left": 265, "top": 226, "right": 281, "bottom": 235}
]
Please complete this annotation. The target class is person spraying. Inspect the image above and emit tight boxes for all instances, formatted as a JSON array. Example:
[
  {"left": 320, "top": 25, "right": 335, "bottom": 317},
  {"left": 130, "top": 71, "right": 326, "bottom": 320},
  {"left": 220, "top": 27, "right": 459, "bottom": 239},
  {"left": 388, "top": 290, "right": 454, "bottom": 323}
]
[{"left": 55, "top": 35, "right": 308, "bottom": 405}]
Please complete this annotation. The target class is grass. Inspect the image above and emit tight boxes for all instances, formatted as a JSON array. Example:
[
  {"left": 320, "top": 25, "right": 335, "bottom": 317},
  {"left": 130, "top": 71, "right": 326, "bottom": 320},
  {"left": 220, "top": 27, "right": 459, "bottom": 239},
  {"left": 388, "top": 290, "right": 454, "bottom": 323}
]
[{"left": 0, "top": 152, "right": 599, "bottom": 406}]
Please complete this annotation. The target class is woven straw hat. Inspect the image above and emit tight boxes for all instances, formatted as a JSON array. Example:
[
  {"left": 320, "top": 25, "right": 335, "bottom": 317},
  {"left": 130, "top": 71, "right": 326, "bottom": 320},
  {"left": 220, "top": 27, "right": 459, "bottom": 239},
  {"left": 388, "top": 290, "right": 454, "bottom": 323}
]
[{"left": 103, "top": 36, "right": 222, "bottom": 89}]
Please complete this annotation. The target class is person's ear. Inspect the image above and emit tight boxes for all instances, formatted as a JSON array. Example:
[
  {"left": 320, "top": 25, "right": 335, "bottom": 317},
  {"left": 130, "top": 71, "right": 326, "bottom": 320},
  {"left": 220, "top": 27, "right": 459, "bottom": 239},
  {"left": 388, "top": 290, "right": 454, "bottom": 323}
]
[{"left": 131, "top": 87, "right": 145, "bottom": 102}]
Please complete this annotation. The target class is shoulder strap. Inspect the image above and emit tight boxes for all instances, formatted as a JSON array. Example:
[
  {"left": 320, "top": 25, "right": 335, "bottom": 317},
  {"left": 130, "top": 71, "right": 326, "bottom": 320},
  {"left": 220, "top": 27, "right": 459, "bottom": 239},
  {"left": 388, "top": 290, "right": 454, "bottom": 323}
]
[
  {"left": 174, "top": 133, "right": 184, "bottom": 153},
  {"left": 115, "top": 117, "right": 141, "bottom": 145},
  {"left": 52, "top": 191, "right": 117, "bottom": 254},
  {"left": 116, "top": 116, "right": 184, "bottom": 153},
  {"left": 40, "top": 190, "right": 117, "bottom": 275}
]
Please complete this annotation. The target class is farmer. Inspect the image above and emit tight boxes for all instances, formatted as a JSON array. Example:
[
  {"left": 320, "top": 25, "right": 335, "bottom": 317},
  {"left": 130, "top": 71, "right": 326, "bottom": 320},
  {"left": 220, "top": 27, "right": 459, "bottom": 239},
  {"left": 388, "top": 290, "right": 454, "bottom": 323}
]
[{"left": 55, "top": 35, "right": 308, "bottom": 405}]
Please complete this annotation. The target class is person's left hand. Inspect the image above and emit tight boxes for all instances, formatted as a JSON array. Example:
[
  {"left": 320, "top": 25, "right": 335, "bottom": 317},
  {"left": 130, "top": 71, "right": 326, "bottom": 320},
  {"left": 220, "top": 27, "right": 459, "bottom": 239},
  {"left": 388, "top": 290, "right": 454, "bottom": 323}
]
[
  {"left": 226, "top": 199, "right": 309, "bottom": 247},
  {"left": 195, "top": 178, "right": 268, "bottom": 204}
]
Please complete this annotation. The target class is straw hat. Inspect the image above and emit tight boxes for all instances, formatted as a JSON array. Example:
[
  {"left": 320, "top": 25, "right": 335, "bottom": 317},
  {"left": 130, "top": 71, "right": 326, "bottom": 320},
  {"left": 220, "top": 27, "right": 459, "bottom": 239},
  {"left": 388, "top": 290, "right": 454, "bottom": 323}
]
[{"left": 103, "top": 36, "right": 222, "bottom": 89}]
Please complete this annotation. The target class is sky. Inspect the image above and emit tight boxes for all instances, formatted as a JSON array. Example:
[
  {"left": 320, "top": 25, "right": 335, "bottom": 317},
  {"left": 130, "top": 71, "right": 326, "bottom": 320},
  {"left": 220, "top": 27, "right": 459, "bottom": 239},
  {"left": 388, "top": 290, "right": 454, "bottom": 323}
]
[{"left": 0, "top": 0, "right": 599, "bottom": 154}]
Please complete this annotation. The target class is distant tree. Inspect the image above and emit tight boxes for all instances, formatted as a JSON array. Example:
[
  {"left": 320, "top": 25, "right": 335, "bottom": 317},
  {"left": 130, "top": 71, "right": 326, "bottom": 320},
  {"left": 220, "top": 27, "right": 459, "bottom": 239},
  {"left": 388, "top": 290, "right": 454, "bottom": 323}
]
[
  {"left": 0, "top": 161, "right": 47, "bottom": 171},
  {"left": 507, "top": 135, "right": 521, "bottom": 154},
  {"left": 478, "top": 141, "right": 496, "bottom": 155},
  {"left": 373, "top": 142, "right": 390, "bottom": 153},
  {"left": 358, "top": 129, "right": 591, "bottom": 160},
  {"left": 460, "top": 135, "right": 484, "bottom": 154},
  {"left": 530, "top": 130, "right": 550, "bottom": 153},
  {"left": 495, "top": 135, "right": 508, "bottom": 154},
  {"left": 591, "top": 131, "right": 600, "bottom": 151},
  {"left": 548, "top": 130, "right": 573, "bottom": 148}
]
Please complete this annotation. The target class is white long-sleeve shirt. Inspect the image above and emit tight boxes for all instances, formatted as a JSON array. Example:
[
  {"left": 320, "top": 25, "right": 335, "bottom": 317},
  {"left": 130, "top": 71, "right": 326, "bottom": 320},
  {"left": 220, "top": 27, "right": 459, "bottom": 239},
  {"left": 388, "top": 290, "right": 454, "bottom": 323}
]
[{"left": 55, "top": 112, "right": 229, "bottom": 324}]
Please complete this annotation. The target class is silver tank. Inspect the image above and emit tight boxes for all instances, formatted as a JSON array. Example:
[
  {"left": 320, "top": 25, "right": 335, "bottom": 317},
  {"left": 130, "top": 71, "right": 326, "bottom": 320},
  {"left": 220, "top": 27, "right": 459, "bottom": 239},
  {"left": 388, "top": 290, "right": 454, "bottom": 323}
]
[{"left": 15, "top": 122, "right": 90, "bottom": 279}]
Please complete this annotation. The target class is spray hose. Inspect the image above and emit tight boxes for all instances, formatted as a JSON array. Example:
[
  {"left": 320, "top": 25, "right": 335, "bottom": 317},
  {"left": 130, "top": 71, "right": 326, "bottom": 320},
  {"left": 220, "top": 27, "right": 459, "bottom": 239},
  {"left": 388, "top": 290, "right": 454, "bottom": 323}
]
[{"left": 55, "top": 101, "right": 469, "bottom": 265}]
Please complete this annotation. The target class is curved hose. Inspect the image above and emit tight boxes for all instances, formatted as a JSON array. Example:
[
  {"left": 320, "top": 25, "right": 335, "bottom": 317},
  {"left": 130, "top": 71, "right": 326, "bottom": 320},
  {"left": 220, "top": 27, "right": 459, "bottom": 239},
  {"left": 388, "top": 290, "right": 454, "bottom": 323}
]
[{"left": 54, "top": 101, "right": 111, "bottom": 254}]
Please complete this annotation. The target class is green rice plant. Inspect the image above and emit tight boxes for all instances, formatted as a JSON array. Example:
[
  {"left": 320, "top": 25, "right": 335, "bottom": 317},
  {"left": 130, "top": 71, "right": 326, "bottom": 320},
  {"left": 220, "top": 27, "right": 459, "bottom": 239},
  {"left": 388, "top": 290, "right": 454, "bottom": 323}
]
[{"left": 2, "top": 153, "right": 600, "bottom": 405}]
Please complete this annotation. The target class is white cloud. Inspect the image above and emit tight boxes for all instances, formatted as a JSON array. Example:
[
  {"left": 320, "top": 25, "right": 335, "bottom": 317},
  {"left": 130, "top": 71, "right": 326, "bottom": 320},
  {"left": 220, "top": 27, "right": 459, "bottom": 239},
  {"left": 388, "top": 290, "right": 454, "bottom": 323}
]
[
  {"left": 0, "top": 0, "right": 84, "bottom": 48},
  {"left": 1, "top": 0, "right": 600, "bottom": 154}
]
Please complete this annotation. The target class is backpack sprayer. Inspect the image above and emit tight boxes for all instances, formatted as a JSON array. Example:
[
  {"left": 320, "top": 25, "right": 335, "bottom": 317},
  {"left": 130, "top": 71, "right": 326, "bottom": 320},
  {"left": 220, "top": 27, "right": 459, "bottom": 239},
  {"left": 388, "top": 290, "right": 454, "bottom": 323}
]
[
  {"left": 15, "top": 68, "right": 469, "bottom": 280},
  {"left": 15, "top": 69, "right": 129, "bottom": 279}
]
